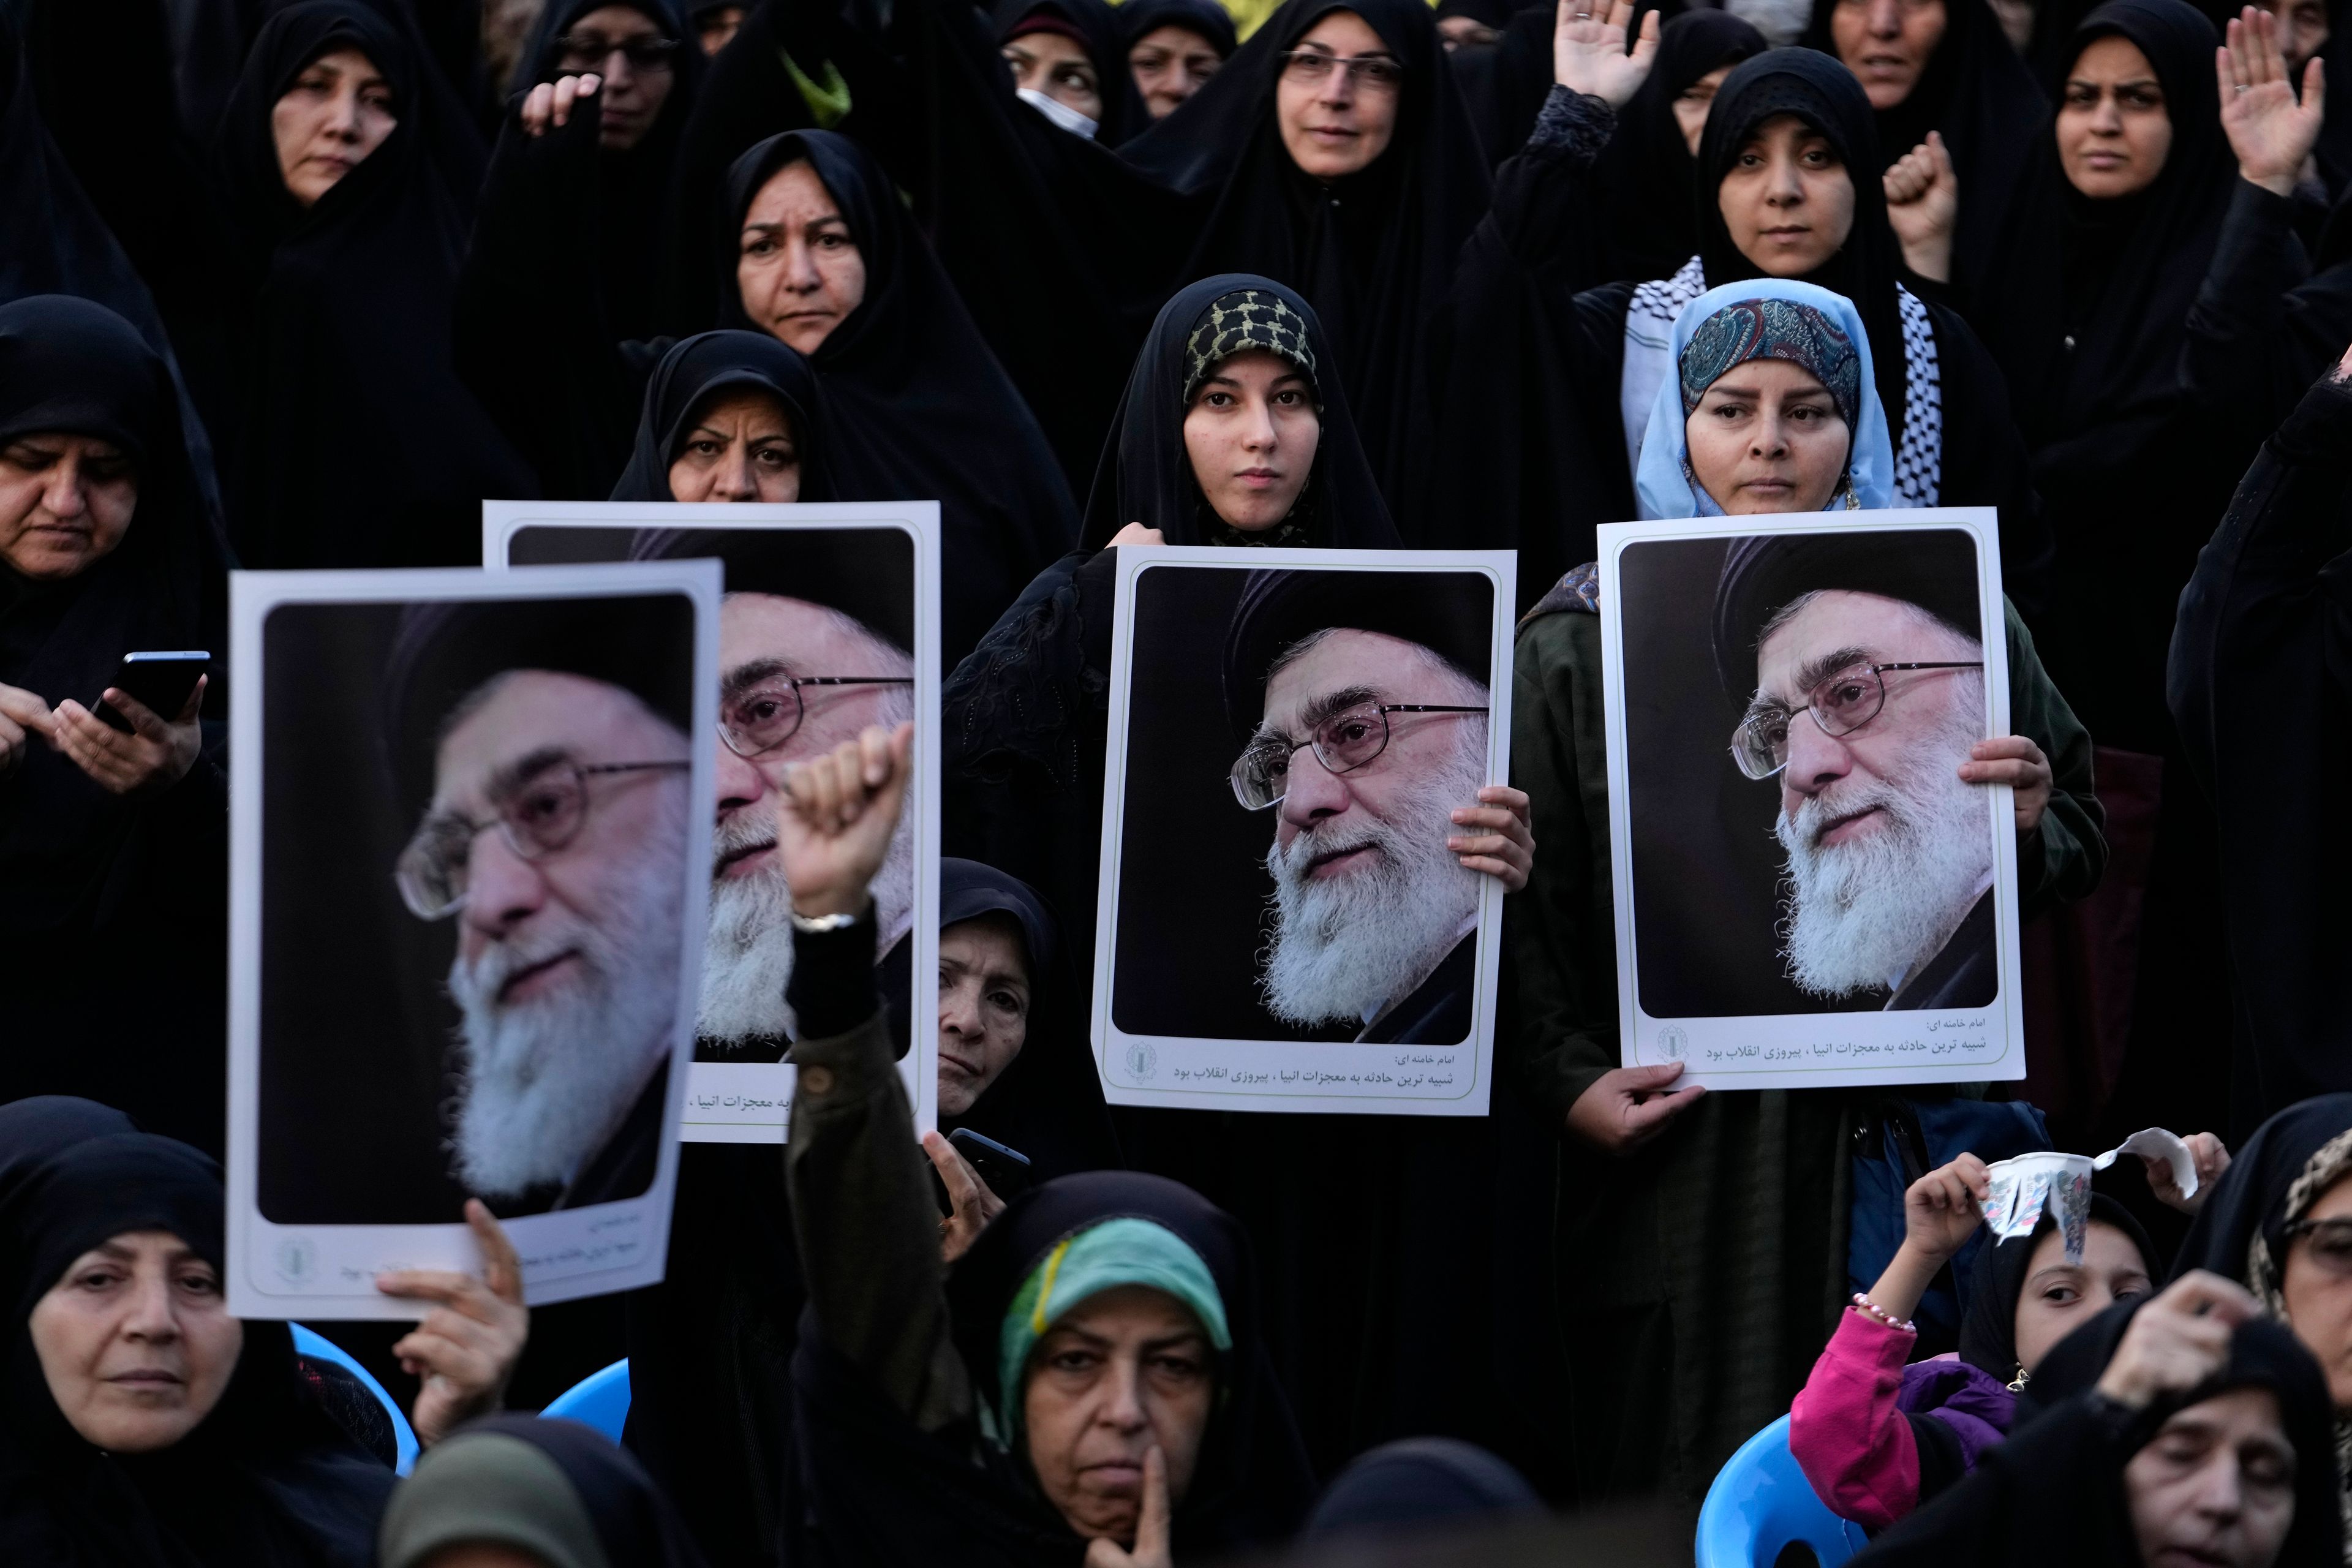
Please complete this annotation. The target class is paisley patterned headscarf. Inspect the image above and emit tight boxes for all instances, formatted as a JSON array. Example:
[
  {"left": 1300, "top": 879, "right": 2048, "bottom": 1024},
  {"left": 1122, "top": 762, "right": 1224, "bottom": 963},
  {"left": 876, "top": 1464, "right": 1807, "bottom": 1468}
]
[
  {"left": 1676, "top": 296, "right": 1863, "bottom": 429},
  {"left": 1634, "top": 277, "right": 1894, "bottom": 520}
]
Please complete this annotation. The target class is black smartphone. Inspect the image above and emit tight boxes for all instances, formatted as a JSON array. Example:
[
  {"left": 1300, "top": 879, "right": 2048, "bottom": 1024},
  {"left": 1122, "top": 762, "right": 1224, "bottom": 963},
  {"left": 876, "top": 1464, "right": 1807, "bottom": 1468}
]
[
  {"left": 97, "top": 651, "right": 209, "bottom": 733},
  {"left": 948, "top": 1127, "right": 1033, "bottom": 1201}
]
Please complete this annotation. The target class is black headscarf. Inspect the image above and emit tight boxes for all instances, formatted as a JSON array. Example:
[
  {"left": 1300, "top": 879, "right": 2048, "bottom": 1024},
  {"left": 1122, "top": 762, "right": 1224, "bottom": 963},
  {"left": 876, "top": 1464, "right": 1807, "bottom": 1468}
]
[
  {"left": 0, "top": 1127, "right": 393, "bottom": 1568},
  {"left": 1300, "top": 1437, "right": 1544, "bottom": 1533},
  {"left": 2040, "top": 0, "right": 2233, "bottom": 436},
  {"left": 2174, "top": 1095, "right": 2352, "bottom": 1297},
  {"left": 0, "top": 296, "right": 225, "bottom": 920},
  {"left": 1954, "top": 1194, "right": 2162, "bottom": 1383},
  {"left": 511, "top": 0, "right": 707, "bottom": 342},
  {"left": 0, "top": 1096, "right": 135, "bottom": 1237},
  {"left": 380, "top": 1414, "right": 708, "bottom": 1568},
  {"left": 1079, "top": 273, "right": 1401, "bottom": 549},
  {"left": 1591, "top": 10, "right": 1769, "bottom": 284},
  {"left": 718, "top": 130, "right": 1079, "bottom": 667},
  {"left": 1120, "top": 0, "right": 1494, "bottom": 527},
  {"left": 211, "top": 1, "right": 534, "bottom": 568},
  {"left": 1697, "top": 47, "right": 1914, "bottom": 444},
  {"left": 938, "top": 858, "right": 1121, "bottom": 1182},
  {"left": 1120, "top": 0, "right": 1239, "bottom": 59},
  {"left": 608, "top": 328, "right": 833, "bottom": 503},
  {"left": 995, "top": 0, "right": 1155, "bottom": 144},
  {"left": 1801, "top": 0, "right": 2053, "bottom": 311}
]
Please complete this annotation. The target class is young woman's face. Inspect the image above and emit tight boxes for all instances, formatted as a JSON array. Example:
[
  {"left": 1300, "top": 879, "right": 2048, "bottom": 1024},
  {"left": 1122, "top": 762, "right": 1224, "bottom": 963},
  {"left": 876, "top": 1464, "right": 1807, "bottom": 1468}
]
[
  {"left": 271, "top": 47, "right": 396, "bottom": 207},
  {"left": 30, "top": 1230, "right": 244, "bottom": 1454},
  {"left": 1181, "top": 348, "right": 1321, "bottom": 531},
  {"left": 1673, "top": 66, "right": 1733, "bottom": 159},
  {"left": 737, "top": 159, "right": 867, "bottom": 356},
  {"left": 2012, "top": 1219, "right": 2155, "bottom": 1374},
  {"left": 0, "top": 432, "right": 138, "bottom": 581},
  {"left": 1023, "top": 1285, "right": 1214, "bottom": 1547},
  {"left": 1717, "top": 113, "right": 1856, "bottom": 277},
  {"left": 1129, "top": 24, "right": 1223, "bottom": 119},
  {"left": 2057, "top": 34, "right": 2171, "bottom": 199},
  {"left": 666, "top": 388, "right": 801, "bottom": 502},
  {"left": 1830, "top": 0, "right": 1947, "bottom": 111},
  {"left": 2124, "top": 1387, "right": 2298, "bottom": 1568},
  {"left": 553, "top": 4, "right": 679, "bottom": 151},
  {"left": 1002, "top": 29, "right": 1104, "bottom": 124},
  {"left": 1682, "top": 356, "right": 1850, "bottom": 513},
  {"left": 936, "top": 913, "right": 1032, "bottom": 1117},
  {"left": 2278, "top": 1173, "right": 2352, "bottom": 1410},
  {"left": 1275, "top": 10, "right": 1401, "bottom": 181}
]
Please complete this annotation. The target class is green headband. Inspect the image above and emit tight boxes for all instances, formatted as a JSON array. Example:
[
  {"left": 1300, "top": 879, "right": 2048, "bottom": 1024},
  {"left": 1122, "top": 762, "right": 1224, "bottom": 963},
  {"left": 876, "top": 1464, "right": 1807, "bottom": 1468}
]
[{"left": 995, "top": 1217, "right": 1232, "bottom": 1444}]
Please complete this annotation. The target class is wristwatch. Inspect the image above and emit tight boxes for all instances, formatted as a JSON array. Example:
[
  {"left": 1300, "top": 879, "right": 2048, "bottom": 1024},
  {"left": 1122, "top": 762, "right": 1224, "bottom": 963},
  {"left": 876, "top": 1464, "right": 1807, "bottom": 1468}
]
[{"left": 790, "top": 908, "right": 861, "bottom": 934}]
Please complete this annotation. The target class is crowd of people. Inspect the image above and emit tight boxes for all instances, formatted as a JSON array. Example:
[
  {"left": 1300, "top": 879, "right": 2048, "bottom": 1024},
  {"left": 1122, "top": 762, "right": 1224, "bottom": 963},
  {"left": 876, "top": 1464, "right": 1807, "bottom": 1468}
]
[{"left": 9, "top": 0, "right": 2352, "bottom": 1561}]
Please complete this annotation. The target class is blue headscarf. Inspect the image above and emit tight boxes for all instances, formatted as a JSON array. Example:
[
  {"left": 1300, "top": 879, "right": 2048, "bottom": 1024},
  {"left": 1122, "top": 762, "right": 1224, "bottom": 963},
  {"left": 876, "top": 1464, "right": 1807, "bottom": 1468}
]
[{"left": 1634, "top": 278, "right": 1894, "bottom": 520}]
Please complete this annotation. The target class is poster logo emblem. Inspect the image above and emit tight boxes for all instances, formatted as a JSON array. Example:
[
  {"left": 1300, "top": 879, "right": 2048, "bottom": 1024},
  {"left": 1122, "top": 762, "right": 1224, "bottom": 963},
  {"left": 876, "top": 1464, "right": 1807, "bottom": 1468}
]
[
  {"left": 276, "top": 1236, "right": 317, "bottom": 1285},
  {"left": 1125, "top": 1041, "right": 1158, "bottom": 1081},
  {"left": 1656, "top": 1025, "right": 1687, "bottom": 1062}
]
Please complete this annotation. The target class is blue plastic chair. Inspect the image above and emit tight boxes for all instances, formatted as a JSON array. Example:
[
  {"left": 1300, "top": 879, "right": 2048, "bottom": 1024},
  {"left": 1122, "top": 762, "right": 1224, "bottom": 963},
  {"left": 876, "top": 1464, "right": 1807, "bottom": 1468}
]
[
  {"left": 290, "top": 1323, "right": 419, "bottom": 1476},
  {"left": 1695, "top": 1414, "right": 1868, "bottom": 1568},
  {"left": 541, "top": 1358, "right": 631, "bottom": 1442}
]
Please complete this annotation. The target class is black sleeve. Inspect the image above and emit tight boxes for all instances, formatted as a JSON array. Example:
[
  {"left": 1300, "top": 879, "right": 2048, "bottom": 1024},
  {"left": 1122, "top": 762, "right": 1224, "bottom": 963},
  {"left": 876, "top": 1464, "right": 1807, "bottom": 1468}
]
[
  {"left": 1485, "top": 86, "right": 1622, "bottom": 293},
  {"left": 940, "top": 551, "right": 1101, "bottom": 795},
  {"left": 2182, "top": 179, "right": 2352, "bottom": 442},
  {"left": 1928, "top": 303, "right": 2054, "bottom": 627},
  {"left": 785, "top": 916, "right": 884, "bottom": 1043},
  {"left": 1903, "top": 1410, "right": 1968, "bottom": 1509},
  {"left": 453, "top": 100, "right": 636, "bottom": 499},
  {"left": 1852, "top": 1395, "right": 2143, "bottom": 1565}
]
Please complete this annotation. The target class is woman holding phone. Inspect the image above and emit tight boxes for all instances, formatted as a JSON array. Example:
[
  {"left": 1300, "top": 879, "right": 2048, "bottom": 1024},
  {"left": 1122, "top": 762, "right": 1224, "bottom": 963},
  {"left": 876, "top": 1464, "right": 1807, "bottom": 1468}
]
[{"left": 0, "top": 296, "right": 232, "bottom": 1153}]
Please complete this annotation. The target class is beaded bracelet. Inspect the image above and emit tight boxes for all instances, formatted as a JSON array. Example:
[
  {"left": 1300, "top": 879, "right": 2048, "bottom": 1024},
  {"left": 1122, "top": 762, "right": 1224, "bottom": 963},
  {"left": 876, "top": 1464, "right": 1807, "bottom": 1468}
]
[{"left": 1850, "top": 1292, "right": 1917, "bottom": 1334}]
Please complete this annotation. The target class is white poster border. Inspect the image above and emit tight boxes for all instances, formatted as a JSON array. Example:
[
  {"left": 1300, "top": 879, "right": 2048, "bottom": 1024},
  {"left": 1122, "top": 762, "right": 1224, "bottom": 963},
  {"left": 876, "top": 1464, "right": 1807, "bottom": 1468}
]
[
  {"left": 1594, "top": 507, "right": 2026, "bottom": 1091},
  {"left": 1091, "top": 546, "right": 1516, "bottom": 1116},
  {"left": 227, "top": 560, "right": 720, "bottom": 1318}
]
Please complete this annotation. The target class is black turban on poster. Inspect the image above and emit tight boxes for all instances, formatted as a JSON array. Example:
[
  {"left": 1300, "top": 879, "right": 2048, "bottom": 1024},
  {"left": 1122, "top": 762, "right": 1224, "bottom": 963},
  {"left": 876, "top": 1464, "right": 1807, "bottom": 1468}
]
[
  {"left": 1711, "top": 529, "right": 1985, "bottom": 701},
  {"left": 608, "top": 329, "right": 834, "bottom": 505},
  {"left": 0, "top": 1128, "right": 393, "bottom": 1568},
  {"left": 382, "top": 594, "right": 698, "bottom": 815},
  {"left": 627, "top": 524, "right": 915, "bottom": 656},
  {"left": 1221, "top": 567, "right": 1496, "bottom": 742}
]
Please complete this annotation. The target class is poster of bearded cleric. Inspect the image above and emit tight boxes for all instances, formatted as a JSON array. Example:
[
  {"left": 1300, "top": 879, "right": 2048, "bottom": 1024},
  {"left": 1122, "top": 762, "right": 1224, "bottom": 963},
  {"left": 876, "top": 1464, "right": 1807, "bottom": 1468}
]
[
  {"left": 224, "top": 562, "right": 719, "bottom": 1318},
  {"left": 1594, "top": 510, "right": 2026, "bottom": 1091},
  {"left": 483, "top": 500, "right": 940, "bottom": 1144},
  {"left": 1093, "top": 551, "right": 1515, "bottom": 1115}
]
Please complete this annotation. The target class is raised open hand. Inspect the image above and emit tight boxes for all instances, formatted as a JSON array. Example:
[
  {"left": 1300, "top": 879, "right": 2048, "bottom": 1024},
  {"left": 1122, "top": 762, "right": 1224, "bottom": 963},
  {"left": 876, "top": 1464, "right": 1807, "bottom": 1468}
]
[
  {"left": 1553, "top": 0, "right": 1659, "bottom": 111},
  {"left": 1884, "top": 132, "right": 1959, "bottom": 284},
  {"left": 2219, "top": 6, "right": 2324, "bottom": 195}
]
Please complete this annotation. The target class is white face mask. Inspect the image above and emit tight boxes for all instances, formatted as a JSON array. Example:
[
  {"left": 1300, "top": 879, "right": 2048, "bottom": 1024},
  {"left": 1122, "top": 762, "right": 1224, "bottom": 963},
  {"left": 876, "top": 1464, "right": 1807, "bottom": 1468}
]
[{"left": 1016, "top": 86, "right": 1099, "bottom": 139}]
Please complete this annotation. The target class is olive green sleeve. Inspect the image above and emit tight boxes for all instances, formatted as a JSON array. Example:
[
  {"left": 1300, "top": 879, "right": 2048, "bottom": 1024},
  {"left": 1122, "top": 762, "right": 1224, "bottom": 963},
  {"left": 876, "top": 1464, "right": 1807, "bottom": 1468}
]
[
  {"left": 2002, "top": 598, "right": 2108, "bottom": 914},
  {"left": 1504, "top": 612, "right": 1625, "bottom": 1121}
]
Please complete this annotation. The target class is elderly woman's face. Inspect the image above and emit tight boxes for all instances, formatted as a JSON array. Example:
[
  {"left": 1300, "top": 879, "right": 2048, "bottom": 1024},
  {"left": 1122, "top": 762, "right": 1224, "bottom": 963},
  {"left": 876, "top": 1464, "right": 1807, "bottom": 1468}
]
[
  {"left": 1182, "top": 348, "right": 1320, "bottom": 531},
  {"left": 2279, "top": 1172, "right": 2352, "bottom": 1410},
  {"left": 30, "top": 1230, "right": 243, "bottom": 1453},
  {"left": 1717, "top": 113, "right": 1856, "bottom": 277},
  {"left": 271, "top": 47, "right": 396, "bottom": 208},
  {"left": 1683, "top": 356, "right": 1850, "bottom": 513},
  {"left": 937, "top": 912, "right": 1032, "bottom": 1117},
  {"left": 0, "top": 433, "right": 138, "bottom": 581},
  {"left": 2123, "top": 1387, "right": 2297, "bottom": 1568},
  {"left": 1023, "top": 1285, "right": 1214, "bottom": 1548}
]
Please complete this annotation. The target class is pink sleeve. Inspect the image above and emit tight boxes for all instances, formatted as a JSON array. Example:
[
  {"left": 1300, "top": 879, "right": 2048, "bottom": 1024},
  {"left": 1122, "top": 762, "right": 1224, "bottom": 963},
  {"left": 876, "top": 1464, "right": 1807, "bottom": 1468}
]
[{"left": 1788, "top": 1308, "right": 1921, "bottom": 1532}]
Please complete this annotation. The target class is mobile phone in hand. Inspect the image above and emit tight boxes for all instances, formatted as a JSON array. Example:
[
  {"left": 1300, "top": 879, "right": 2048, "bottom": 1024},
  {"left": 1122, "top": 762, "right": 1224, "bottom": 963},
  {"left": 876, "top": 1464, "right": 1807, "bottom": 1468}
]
[{"left": 98, "top": 651, "right": 209, "bottom": 733}]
